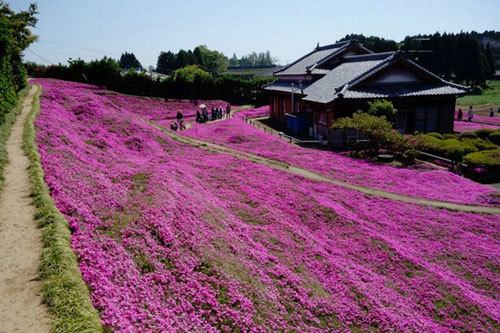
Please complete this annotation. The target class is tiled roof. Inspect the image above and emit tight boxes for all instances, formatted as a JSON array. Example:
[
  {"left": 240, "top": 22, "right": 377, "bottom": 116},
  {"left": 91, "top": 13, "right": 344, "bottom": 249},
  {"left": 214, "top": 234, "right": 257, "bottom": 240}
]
[
  {"left": 274, "top": 41, "right": 351, "bottom": 76},
  {"left": 302, "top": 55, "right": 392, "bottom": 103},
  {"left": 266, "top": 45, "right": 470, "bottom": 104},
  {"left": 343, "top": 84, "right": 469, "bottom": 99}
]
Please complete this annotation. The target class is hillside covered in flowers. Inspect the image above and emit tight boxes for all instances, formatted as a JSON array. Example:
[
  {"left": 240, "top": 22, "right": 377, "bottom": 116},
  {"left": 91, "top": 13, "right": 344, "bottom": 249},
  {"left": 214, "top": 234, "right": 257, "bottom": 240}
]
[{"left": 33, "top": 79, "right": 500, "bottom": 332}]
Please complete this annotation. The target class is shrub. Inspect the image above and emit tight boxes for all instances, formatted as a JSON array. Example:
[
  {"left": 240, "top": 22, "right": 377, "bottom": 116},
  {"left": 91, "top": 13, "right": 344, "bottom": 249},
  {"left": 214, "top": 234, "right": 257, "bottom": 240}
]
[
  {"left": 464, "top": 149, "right": 500, "bottom": 173},
  {"left": 443, "top": 133, "right": 457, "bottom": 139},
  {"left": 367, "top": 99, "right": 397, "bottom": 124},
  {"left": 333, "top": 112, "right": 392, "bottom": 153},
  {"left": 475, "top": 128, "right": 495, "bottom": 139},
  {"left": 489, "top": 130, "right": 500, "bottom": 145},
  {"left": 333, "top": 112, "right": 418, "bottom": 164},
  {"left": 426, "top": 132, "right": 444, "bottom": 140},
  {"left": 459, "top": 131, "right": 477, "bottom": 139},
  {"left": 461, "top": 137, "right": 498, "bottom": 151}
]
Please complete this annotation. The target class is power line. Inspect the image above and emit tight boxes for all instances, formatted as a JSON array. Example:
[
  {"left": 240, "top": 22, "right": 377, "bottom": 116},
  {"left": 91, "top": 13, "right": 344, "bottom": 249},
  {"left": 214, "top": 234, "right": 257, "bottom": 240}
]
[
  {"left": 37, "top": 39, "right": 159, "bottom": 64},
  {"left": 39, "top": 40, "right": 122, "bottom": 57},
  {"left": 26, "top": 49, "right": 54, "bottom": 65}
]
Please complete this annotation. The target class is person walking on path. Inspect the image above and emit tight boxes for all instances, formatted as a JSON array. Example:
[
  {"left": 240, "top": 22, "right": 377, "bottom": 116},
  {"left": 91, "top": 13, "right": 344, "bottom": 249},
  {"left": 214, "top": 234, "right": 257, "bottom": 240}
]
[
  {"left": 468, "top": 106, "right": 474, "bottom": 122},
  {"left": 226, "top": 105, "right": 231, "bottom": 119},
  {"left": 202, "top": 107, "right": 208, "bottom": 122},
  {"left": 196, "top": 110, "right": 202, "bottom": 123},
  {"left": 457, "top": 108, "right": 463, "bottom": 121},
  {"left": 490, "top": 107, "right": 494, "bottom": 117}
]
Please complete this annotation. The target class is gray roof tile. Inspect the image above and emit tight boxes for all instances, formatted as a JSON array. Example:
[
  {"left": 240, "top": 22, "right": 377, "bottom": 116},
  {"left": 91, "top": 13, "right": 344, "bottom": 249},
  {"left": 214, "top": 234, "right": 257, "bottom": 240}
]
[
  {"left": 275, "top": 41, "right": 350, "bottom": 76},
  {"left": 343, "top": 85, "right": 468, "bottom": 99},
  {"left": 302, "top": 58, "right": 390, "bottom": 103}
]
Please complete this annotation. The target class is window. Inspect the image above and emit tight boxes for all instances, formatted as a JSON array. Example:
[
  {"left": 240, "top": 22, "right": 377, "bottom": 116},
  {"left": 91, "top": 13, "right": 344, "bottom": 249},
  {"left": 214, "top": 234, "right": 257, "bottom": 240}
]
[
  {"left": 415, "top": 107, "right": 426, "bottom": 132},
  {"left": 426, "top": 106, "right": 439, "bottom": 132},
  {"left": 411, "top": 105, "right": 441, "bottom": 133}
]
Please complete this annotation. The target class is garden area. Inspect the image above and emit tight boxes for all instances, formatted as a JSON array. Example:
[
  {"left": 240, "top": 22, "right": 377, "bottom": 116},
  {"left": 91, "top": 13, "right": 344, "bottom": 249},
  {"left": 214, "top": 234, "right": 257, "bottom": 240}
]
[{"left": 30, "top": 78, "right": 500, "bottom": 331}]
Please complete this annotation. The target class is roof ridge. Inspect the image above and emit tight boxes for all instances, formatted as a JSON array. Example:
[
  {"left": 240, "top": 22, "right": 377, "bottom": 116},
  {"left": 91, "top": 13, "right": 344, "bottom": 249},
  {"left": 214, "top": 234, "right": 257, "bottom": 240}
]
[
  {"left": 343, "top": 52, "right": 396, "bottom": 62},
  {"left": 274, "top": 41, "right": 352, "bottom": 75},
  {"left": 316, "top": 40, "right": 350, "bottom": 51}
]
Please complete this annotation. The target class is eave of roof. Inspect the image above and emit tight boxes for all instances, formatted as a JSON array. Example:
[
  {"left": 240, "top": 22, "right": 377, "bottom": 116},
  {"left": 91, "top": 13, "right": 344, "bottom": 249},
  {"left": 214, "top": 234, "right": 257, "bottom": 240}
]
[
  {"left": 263, "top": 80, "right": 311, "bottom": 94},
  {"left": 342, "top": 84, "right": 470, "bottom": 99}
]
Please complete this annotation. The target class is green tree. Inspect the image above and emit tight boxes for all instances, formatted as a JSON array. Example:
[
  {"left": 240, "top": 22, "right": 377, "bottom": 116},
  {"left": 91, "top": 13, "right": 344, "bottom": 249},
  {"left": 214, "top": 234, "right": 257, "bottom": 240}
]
[
  {"left": 485, "top": 43, "right": 495, "bottom": 78},
  {"left": 194, "top": 45, "right": 228, "bottom": 72},
  {"left": 338, "top": 34, "right": 398, "bottom": 52},
  {"left": 367, "top": 99, "right": 397, "bottom": 124},
  {"left": 229, "top": 53, "right": 238, "bottom": 66},
  {"left": 0, "top": 1, "right": 38, "bottom": 123},
  {"left": 156, "top": 51, "right": 176, "bottom": 73},
  {"left": 119, "top": 52, "right": 142, "bottom": 70}
]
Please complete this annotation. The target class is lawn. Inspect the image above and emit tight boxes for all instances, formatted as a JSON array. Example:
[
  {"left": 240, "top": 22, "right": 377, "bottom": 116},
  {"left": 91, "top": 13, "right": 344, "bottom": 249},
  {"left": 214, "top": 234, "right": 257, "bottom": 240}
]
[
  {"left": 34, "top": 79, "right": 500, "bottom": 331},
  {"left": 457, "top": 80, "right": 500, "bottom": 111}
]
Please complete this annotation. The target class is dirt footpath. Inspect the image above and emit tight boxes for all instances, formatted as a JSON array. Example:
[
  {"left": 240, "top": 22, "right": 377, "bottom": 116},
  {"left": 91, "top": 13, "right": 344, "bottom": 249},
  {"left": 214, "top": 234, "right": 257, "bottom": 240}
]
[{"left": 0, "top": 86, "right": 51, "bottom": 332}]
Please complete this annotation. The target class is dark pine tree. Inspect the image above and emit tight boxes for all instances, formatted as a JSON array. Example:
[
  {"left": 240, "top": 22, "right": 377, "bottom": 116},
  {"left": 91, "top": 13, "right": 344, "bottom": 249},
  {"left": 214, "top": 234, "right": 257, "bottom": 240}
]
[{"left": 119, "top": 52, "right": 142, "bottom": 70}]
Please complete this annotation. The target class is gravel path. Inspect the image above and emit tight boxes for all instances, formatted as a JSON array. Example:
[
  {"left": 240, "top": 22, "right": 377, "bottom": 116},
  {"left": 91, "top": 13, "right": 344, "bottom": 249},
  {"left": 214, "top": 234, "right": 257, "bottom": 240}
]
[{"left": 0, "top": 86, "right": 51, "bottom": 332}]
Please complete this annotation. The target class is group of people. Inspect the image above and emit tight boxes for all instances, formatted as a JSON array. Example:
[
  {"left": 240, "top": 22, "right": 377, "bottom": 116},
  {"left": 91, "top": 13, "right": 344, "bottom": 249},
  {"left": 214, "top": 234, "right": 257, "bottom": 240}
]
[
  {"left": 456, "top": 106, "right": 474, "bottom": 122},
  {"left": 196, "top": 105, "right": 232, "bottom": 123},
  {"left": 457, "top": 106, "right": 499, "bottom": 122},
  {"left": 170, "top": 105, "right": 233, "bottom": 131}
]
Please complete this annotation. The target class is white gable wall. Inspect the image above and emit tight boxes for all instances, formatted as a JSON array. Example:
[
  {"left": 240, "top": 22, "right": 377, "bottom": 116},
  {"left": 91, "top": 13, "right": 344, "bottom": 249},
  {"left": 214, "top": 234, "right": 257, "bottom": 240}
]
[{"left": 368, "top": 67, "right": 423, "bottom": 85}]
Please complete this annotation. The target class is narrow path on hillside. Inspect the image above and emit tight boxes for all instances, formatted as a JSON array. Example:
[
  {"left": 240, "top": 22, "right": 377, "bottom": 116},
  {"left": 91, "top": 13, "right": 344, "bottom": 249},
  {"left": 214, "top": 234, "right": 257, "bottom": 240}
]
[
  {"left": 149, "top": 120, "right": 500, "bottom": 215},
  {"left": 0, "top": 86, "right": 51, "bottom": 332}
]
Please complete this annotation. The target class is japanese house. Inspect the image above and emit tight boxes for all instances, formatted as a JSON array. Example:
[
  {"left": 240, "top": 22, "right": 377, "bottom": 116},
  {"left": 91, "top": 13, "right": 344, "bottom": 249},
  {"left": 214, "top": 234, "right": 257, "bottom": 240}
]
[{"left": 264, "top": 40, "right": 470, "bottom": 136}]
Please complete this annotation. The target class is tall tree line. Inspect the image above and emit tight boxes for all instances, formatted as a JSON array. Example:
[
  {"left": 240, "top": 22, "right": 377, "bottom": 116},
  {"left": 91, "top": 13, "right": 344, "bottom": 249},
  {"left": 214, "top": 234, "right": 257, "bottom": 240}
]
[
  {"left": 156, "top": 45, "right": 228, "bottom": 74},
  {"left": 401, "top": 32, "right": 495, "bottom": 86},
  {"left": 339, "top": 32, "right": 497, "bottom": 86},
  {"left": 0, "top": 1, "right": 37, "bottom": 124},
  {"left": 228, "top": 51, "right": 276, "bottom": 67}
]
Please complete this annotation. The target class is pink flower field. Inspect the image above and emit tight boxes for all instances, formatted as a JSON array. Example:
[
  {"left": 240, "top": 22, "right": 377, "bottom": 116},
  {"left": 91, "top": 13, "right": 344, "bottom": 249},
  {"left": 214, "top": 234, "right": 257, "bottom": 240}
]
[
  {"left": 454, "top": 120, "right": 500, "bottom": 133},
  {"left": 34, "top": 79, "right": 500, "bottom": 331},
  {"left": 183, "top": 110, "right": 499, "bottom": 206},
  {"left": 455, "top": 110, "right": 500, "bottom": 125}
]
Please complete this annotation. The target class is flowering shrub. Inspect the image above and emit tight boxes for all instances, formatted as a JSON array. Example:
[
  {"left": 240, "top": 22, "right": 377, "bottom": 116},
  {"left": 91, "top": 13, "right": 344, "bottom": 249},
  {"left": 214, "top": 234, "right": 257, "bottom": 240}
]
[
  {"left": 185, "top": 109, "right": 498, "bottom": 206},
  {"left": 35, "top": 79, "right": 500, "bottom": 331}
]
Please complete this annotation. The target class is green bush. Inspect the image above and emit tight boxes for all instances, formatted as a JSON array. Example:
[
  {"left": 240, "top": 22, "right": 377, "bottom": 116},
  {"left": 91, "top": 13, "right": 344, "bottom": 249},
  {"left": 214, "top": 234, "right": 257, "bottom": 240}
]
[
  {"left": 333, "top": 112, "right": 418, "bottom": 165},
  {"left": 459, "top": 131, "right": 477, "bottom": 139},
  {"left": 426, "top": 132, "right": 444, "bottom": 140},
  {"left": 443, "top": 133, "right": 457, "bottom": 139},
  {"left": 461, "top": 137, "right": 498, "bottom": 151},
  {"left": 475, "top": 128, "right": 495, "bottom": 139},
  {"left": 489, "top": 131, "right": 500, "bottom": 145},
  {"left": 367, "top": 99, "right": 397, "bottom": 124},
  {"left": 464, "top": 149, "right": 500, "bottom": 173}
]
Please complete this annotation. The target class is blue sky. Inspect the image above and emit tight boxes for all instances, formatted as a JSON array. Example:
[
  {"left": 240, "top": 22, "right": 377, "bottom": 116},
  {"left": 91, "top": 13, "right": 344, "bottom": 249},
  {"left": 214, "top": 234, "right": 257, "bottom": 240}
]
[{"left": 9, "top": 0, "right": 500, "bottom": 68}]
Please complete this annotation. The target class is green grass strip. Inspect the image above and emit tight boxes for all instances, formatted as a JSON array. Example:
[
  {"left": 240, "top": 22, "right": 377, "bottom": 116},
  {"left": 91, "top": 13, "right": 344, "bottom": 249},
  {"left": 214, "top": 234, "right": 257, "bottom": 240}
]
[
  {"left": 23, "top": 85, "right": 103, "bottom": 333},
  {"left": 0, "top": 86, "right": 30, "bottom": 190}
]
